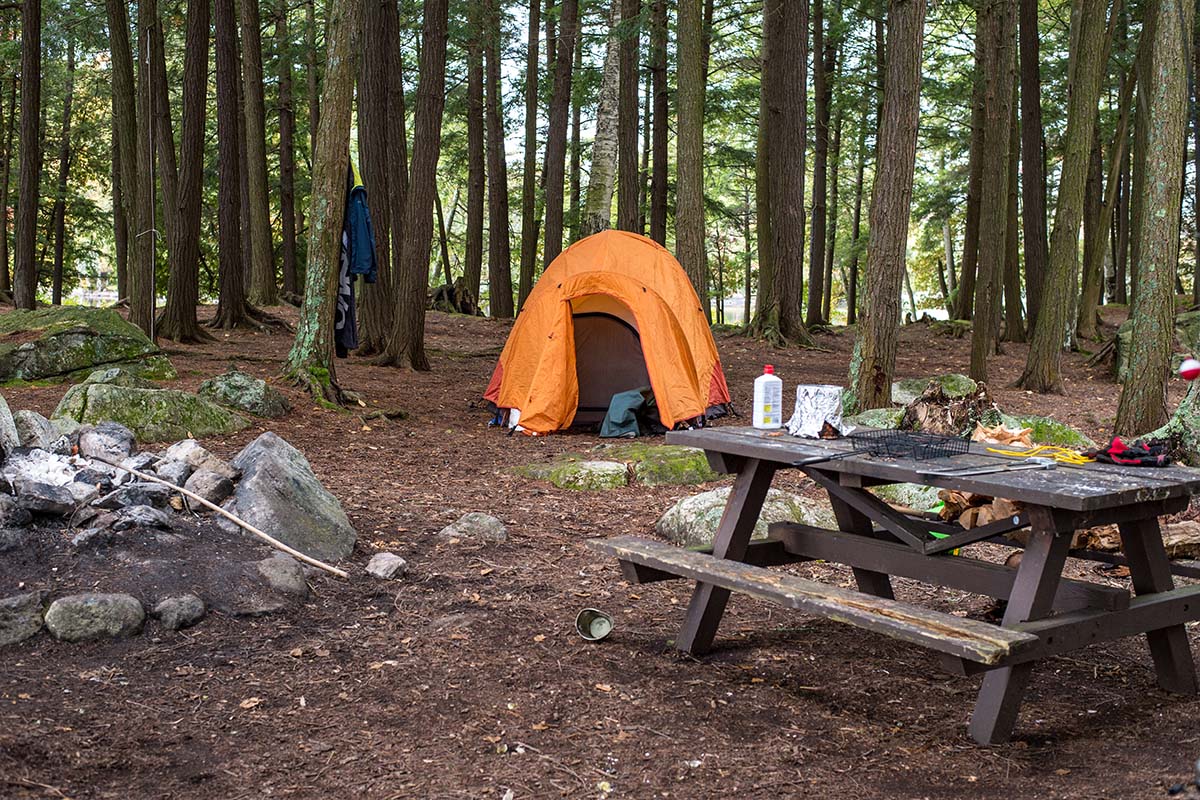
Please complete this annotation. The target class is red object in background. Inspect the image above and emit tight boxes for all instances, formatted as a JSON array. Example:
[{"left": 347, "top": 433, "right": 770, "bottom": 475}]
[{"left": 1180, "top": 358, "right": 1200, "bottom": 381}]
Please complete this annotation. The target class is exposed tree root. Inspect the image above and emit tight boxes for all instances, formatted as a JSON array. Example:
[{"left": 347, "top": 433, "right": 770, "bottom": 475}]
[
  {"left": 285, "top": 364, "right": 358, "bottom": 409},
  {"left": 156, "top": 311, "right": 216, "bottom": 344}
]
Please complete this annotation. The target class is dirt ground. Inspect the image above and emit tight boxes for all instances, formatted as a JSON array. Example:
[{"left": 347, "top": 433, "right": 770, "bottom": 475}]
[{"left": 2, "top": 305, "right": 1198, "bottom": 800}]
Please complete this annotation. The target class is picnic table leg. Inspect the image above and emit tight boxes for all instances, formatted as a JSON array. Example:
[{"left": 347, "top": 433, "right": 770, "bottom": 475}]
[
  {"left": 1118, "top": 517, "right": 1199, "bottom": 695},
  {"left": 968, "top": 511, "right": 1073, "bottom": 745},
  {"left": 827, "top": 492, "right": 895, "bottom": 600},
  {"left": 676, "top": 457, "right": 777, "bottom": 656}
]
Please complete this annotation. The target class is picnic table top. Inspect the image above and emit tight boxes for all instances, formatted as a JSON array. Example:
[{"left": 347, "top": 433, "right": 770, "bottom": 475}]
[{"left": 668, "top": 426, "right": 1200, "bottom": 512}]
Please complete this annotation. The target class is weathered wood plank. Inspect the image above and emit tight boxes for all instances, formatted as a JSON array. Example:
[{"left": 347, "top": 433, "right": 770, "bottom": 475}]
[
  {"left": 768, "top": 523, "right": 1129, "bottom": 611},
  {"left": 590, "top": 535, "right": 1039, "bottom": 664},
  {"left": 616, "top": 539, "right": 802, "bottom": 584}
]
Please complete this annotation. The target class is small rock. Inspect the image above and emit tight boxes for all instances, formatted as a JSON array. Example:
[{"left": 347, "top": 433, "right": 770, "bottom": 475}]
[
  {"left": 73, "top": 468, "right": 115, "bottom": 494},
  {"left": 77, "top": 422, "right": 137, "bottom": 463},
  {"left": 255, "top": 553, "right": 310, "bottom": 598},
  {"left": 14, "top": 480, "right": 76, "bottom": 516},
  {"left": 93, "top": 482, "right": 172, "bottom": 510},
  {"left": 154, "top": 459, "right": 193, "bottom": 486},
  {"left": 152, "top": 594, "right": 206, "bottom": 631},
  {"left": 0, "top": 495, "right": 33, "bottom": 528},
  {"left": 113, "top": 504, "right": 173, "bottom": 531},
  {"left": 0, "top": 527, "right": 31, "bottom": 552},
  {"left": 163, "top": 439, "right": 239, "bottom": 480},
  {"left": 71, "top": 527, "right": 116, "bottom": 549},
  {"left": 198, "top": 368, "right": 291, "bottom": 419},
  {"left": 366, "top": 552, "right": 408, "bottom": 580},
  {"left": 0, "top": 591, "right": 45, "bottom": 646},
  {"left": 44, "top": 593, "right": 145, "bottom": 642},
  {"left": 118, "top": 452, "right": 159, "bottom": 477},
  {"left": 13, "top": 410, "right": 56, "bottom": 451},
  {"left": 437, "top": 512, "right": 508, "bottom": 544},
  {"left": 183, "top": 469, "right": 234, "bottom": 507}
]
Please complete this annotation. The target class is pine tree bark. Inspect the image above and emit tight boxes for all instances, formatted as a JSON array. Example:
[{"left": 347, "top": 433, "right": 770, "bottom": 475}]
[
  {"left": 277, "top": 0, "right": 298, "bottom": 299},
  {"left": 517, "top": 0, "right": 541, "bottom": 311},
  {"left": 242, "top": 0, "right": 277, "bottom": 306},
  {"left": 485, "top": 0, "right": 514, "bottom": 318},
  {"left": 846, "top": 88, "right": 868, "bottom": 326},
  {"left": 806, "top": 0, "right": 831, "bottom": 327},
  {"left": 649, "top": 0, "right": 668, "bottom": 245},
  {"left": 306, "top": 0, "right": 319, "bottom": 160},
  {"left": 617, "top": 0, "right": 641, "bottom": 232},
  {"left": 385, "top": 0, "right": 409, "bottom": 316},
  {"left": 568, "top": 38, "right": 583, "bottom": 243},
  {"left": 1077, "top": 128, "right": 1105, "bottom": 340},
  {"left": 954, "top": 33, "right": 986, "bottom": 321},
  {"left": 379, "top": 0, "right": 449, "bottom": 370},
  {"left": 581, "top": 1, "right": 621, "bottom": 238},
  {"left": 1116, "top": 0, "right": 1191, "bottom": 433},
  {"left": 824, "top": 98, "right": 843, "bottom": 324},
  {"left": 111, "top": 132, "right": 128, "bottom": 301},
  {"left": 969, "top": 0, "right": 1016, "bottom": 381},
  {"left": 1018, "top": 0, "right": 1049, "bottom": 332},
  {"left": 1002, "top": 81, "right": 1025, "bottom": 343},
  {"left": 1115, "top": 142, "right": 1130, "bottom": 303},
  {"left": 1128, "top": 9, "right": 1154, "bottom": 308},
  {"left": 12, "top": 0, "right": 41, "bottom": 309},
  {"left": 676, "top": 0, "right": 709, "bottom": 315},
  {"left": 752, "top": 38, "right": 773, "bottom": 329},
  {"left": 542, "top": 0, "right": 579, "bottom": 268},
  {"left": 49, "top": 38, "right": 76, "bottom": 306},
  {"left": 0, "top": 73, "right": 14, "bottom": 297},
  {"left": 1016, "top": 0, "right": 1108, "bottom": 392},
  {"left": 850, "top": 0, "right": 926, "bottom": 411},
  {"left": 464, "top": 2, "right": 487, "bottom": 306},
  {"left": 286, "top": 0, "right": 361, "bottom": 403},
  {"left": 158, "top": 0, "right": 211, "bottom": 343}
]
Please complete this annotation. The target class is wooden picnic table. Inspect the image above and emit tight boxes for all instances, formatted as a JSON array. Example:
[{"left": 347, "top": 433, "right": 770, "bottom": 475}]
[{"left": 590, "top": 426, "right": 1200, "bottom": 745}]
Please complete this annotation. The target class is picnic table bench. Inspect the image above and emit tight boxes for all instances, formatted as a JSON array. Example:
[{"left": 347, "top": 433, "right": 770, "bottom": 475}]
[{"left": 589, "top": 427, "right": 1200, "bottom": 745}]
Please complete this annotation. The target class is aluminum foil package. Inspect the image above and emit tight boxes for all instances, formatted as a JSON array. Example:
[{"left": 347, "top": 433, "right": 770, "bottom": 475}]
[{"left": 787, "top": 384, "right": 854, "bottom": 438}]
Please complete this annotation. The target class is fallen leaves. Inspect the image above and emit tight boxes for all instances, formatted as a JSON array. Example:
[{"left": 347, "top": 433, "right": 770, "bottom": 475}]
[{"left": 239, "top": 697, "right": 262, "bottom": 710}]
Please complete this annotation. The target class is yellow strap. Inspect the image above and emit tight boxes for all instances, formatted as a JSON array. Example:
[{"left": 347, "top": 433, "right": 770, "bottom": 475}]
[{"left": 984, "top": 445, "right": 1093, "bottom": 464}]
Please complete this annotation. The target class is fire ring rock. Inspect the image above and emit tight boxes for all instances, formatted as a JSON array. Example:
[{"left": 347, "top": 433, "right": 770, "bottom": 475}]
[{"left": 44, "top": 593, "right": 145, "bottom": 642}]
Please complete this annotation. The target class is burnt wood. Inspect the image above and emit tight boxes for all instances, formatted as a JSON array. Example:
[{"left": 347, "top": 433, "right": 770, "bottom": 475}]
[
  {"left": 591, "top": 535, "right": 1039, "bottom": 665},
  {"left": 768, "top": 522, "right": 1129, "bottom": 612}
]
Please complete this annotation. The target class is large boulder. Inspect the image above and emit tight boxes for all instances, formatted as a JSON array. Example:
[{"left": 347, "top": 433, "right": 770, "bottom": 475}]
[
  {"left": 13, "top": 410, "right": 56, "bottom": 451},
  {"left": 0, "top": 591, "right": 45, "bottom": 646},
  {"left": 656, "top": 488, "right": 837, "bottom": 549},
  {"left": 0, "top": 307, "right": 176, "bottom": 384},
  {"left": 53, "top": 372, "right": 248, "bottom": 443},
  {"left": 198, "top": 368, "right": 291, "bottom": 419},
  {"left": 224, "top": 432, "right": 357, "bottom": 561},
  {"left": 592, "top": 443, "right": 718, "bottom": 486},
  {"left": 44, "top": 593, "right": 145, "bottom": 642}
]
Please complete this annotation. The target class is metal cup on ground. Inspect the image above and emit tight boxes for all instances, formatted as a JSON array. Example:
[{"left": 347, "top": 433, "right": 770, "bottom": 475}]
[{"left": 575, "top": 608, "right": 614, "bottom": 641}]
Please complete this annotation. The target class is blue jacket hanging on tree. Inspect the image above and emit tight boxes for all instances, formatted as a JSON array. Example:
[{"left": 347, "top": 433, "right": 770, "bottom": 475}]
[{"left": 335, "top": 160, "right": 379, "bottom": 358}]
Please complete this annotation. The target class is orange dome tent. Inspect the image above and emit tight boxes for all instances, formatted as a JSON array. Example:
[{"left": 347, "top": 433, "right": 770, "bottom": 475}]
[{"left": 484, "top": 231, "right": 731, "bottom": 434}]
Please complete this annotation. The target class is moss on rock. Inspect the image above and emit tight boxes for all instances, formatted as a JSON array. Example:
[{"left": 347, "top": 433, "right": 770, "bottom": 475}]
[
  {"left": 847, "top": 407, "right": 905, "bottom": 430},
  {"left": 52, "top": 382, "right": 249, "bottom": 443},
  {"left": 591, "top": 442, "right": 717, "bottom": 486},
  {"left": 892, "top": 374, "right": 977, "bottom": 406},
  {"left": 520, "top": 460, "right": 629, "bottom": 491},
  {"left": 871, "top": 483, "right": 941, "bottom": 511},
  {"left": 999, "top": 413, "right": 1096, "bottom": 449}
]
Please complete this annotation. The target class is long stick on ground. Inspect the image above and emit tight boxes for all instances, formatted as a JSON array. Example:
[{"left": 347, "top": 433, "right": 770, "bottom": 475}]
[{"left": 87, "top": 454, "right": 349, "bottom": 579}]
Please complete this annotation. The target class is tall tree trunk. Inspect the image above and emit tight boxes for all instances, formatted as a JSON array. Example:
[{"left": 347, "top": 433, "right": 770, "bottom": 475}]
[
  {"left": 1116, "top": 126, "right": 1131, "bottom": 303},
  {"left": 385, "top": 0, "right": 409, "bottom": 314},
  {"left": 617, "top": 0, "right": 641, "bottom": 232},
  {"left": 846, "top": 87, "right": 868, "bottom": 327},
  {"left": 752, "top": 39, "right": 773, "bottom": 329},
  {"left": 306, "top": 0, "right": 319, "bottom": 160},
  {"left": 12, "top": 0, "right": 41, "bottom": 309},
  {"left": 639, "top": 71, "right": 651, "bottom": 232},
  {"left": 112, "top": 132, "right": 128, "bottom": 301},
  {"left": 824, "top": 98, "right": 843, "bottom": 324},
  {"left": 1194, "top": 0, "right": 1200, "bottom": 305},
  {"left": 464, "top": 3, "right": 486, "bottom": 306},
  {"left": 517, "top": 0, "right": 541, "bottom": 310},
  {"left": 542, "top": 0, "right": 579, "bottom": 268},
  {"left": 435, "top": 188, "right": 453, "bottom": 285},
  {"left": 1016, "top": 0, "right": 1109, "bottom": 392},
  {"left": 955, "top": 33, "right": 986, "bottom": 321},
  {"left": 648, "top": 0, "right": 668, "bottom": 244},
  {"left": 567, "top": 35, "right": 583, "bottom": 243},
  {"left": 0, "top": 73, "right": 14, "bottom": 297},
  {"left": 277, "top": 0, "right": 298, "bottom": 298},
  {"left": 1019, "top": 0, "right": 1049, "bottom": 331},
  {"left": 158, "top": 0, "right": 211, "bottom": 343},
  {"left": 1129, "top": 10, "right": 1154, "bottom": 308},
  {"left": 379, "top": 0, "right": 449, "bottom": 370},
  {"left": 286, "top": 0, "right": 361, "bottom": 402},
  {"left": 242, "top": 0, "right": 277, "bottom": 305},
  {"left": 581, "top": 1, "right": 621, "bottom": 238},
  {"left": 212, "top": 0, "right": 253, "bottom": 330},
  {"left": 969, "top": 0, "right": 1016, "bottom": 382},
  {"left": 49, "top": 38, "right": 76, "bottom": 306},
  {"left": 677, "top": 0, "right": 709, "bottom": 316},
  {"left": 850, "top": 0, "right": 926, "bottom": 411},
  {"left": 485, "top": 0, "right": 514, "bottom": 318},
  {"left": 806, "top": 0, "right": 831, "bottom": 326},
  {"left": 1002, "top": 79, "right": 1025, "bottom": 343},
  {"left": 1116, "top": 0, "right": 1191, "bottom": 433}
]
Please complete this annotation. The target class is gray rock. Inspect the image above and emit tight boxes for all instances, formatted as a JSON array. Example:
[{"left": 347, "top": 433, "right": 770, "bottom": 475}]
[
  {"left": 113, "top": 504, "right": 173, "bottom": 531},
  {"left": 118, "top": 452, "right": 159, "bottom": 476},
  {"left": 93, "top": 482, "right": 171, "bottom": 510},
  {"left": 53, "top": 384, "right": 246, "bottom": 444},
  {"left": 154, "top": 459, "right": 193, "bottom": 486},
  {"left": 366, "top": 552, "right": 408, "bottom": 580},
  {"left": 44, "top": 593, "right": 145, "bottom": 642},
  {"left": 0, "top": 495, "right": 33, "bottom": 528},
  {"left": 255, "top": 553, "right": 310, "bottom": 598},
  {"left": 13, "top": 410, "right": 56, "bottom": 451},
  {"left": 656, "top": 488, "right": 838, "bottom": 549},
  {"left": 523, "top": 460, "right": 630, "bottom": 491},
  {"left": 183, "top": 469, "right": 234, "bottom": 507},
  {"left": 72, "top": 468, "right": 115, "bottom": 494},
  {"left": 77, "top": 422, "right": 137, "bottom": 463},
  {"left": 152, "top": 594, "right": 205, "bottom": 631},
  {"left": 226, "top": 433, "right": 356, "bottom": 561},
  {"left": 162, "top": 439, "right": 239, "bottom": 480},
  {"left": 0, "top": 527, "right": 31, "bottom": 552},
  {"left": 83, "top": 367, "right": 159, "bottom": 389},
  {"left": 15, "top": 480, "right": 76, "bottom": 516},
  {"left": 437, "top": 512, "right": 508, "bottom": 544},
  {"left": 198, "top": 368, "right": 291, "bottom": 419},
  {"left": 71, "top": 527, "right": 116, "bottom": 549},
  {"left": 0, "top": 392, "right": 20, "bottom": 458},
  {"left": 0, "top": 592, "right": 45, "bottom": 646}
]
